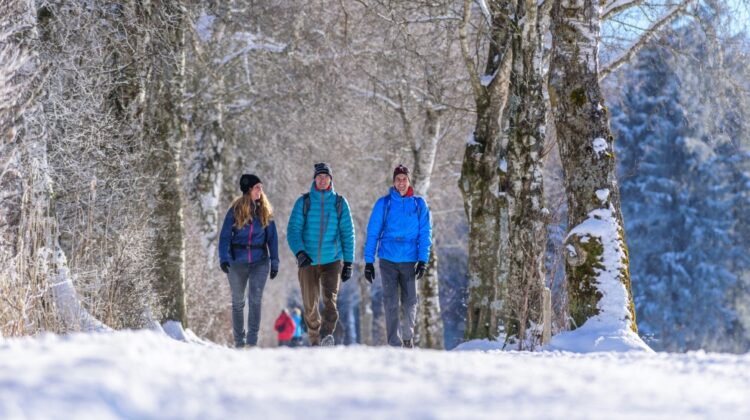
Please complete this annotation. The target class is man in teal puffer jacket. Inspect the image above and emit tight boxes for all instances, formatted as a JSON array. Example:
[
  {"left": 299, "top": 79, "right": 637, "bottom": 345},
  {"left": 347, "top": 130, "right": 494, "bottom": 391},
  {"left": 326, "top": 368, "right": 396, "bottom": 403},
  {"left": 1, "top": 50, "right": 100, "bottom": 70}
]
[
  {"left": 363, "top": 164, "right": 432, "bottom": 348},
  {"left": 287, "top": 163, "right": 355, "bottom": 346}
]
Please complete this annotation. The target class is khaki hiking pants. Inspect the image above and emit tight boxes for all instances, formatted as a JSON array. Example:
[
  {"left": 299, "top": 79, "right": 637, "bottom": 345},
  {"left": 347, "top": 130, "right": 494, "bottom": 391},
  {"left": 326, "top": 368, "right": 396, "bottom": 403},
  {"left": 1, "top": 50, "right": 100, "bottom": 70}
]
[{"left": 298, "top": 260, "right": 341, "bottom": 346}]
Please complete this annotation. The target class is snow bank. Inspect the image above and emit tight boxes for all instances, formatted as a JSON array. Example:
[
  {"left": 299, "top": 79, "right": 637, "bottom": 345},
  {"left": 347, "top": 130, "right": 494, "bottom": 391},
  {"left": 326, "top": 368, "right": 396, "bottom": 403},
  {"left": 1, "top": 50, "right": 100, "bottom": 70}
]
[{"left": 546, "top": 318, "right": 654, "bottom": 353}]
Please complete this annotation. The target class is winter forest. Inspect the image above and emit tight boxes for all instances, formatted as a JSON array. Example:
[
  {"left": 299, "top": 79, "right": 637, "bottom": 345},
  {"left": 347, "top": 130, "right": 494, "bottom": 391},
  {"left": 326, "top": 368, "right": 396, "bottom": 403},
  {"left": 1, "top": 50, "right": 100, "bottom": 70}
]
[{"left": 1, "top": 0, "right": 750, "bottom": 417}]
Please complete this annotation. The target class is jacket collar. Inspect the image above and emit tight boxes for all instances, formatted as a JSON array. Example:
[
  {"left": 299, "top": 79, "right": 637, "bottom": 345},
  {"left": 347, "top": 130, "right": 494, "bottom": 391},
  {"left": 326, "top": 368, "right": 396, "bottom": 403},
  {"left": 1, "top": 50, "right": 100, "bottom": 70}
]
[
  {"left": 310, "top": 181, "right": 334, "bottom": 197},
  {"left": 389, "top": 186, "right": 414, "bottom": 199}
]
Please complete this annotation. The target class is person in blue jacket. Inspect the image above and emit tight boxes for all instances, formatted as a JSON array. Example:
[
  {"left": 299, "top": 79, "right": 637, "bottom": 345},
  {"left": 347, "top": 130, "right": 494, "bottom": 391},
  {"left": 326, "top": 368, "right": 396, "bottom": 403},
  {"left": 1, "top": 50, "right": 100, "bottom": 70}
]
[
  {"left": 218, "top": 174, "right": 279, "bottom": 348},
  {"left": 290, "top": 307, "right": 304, "bottom": 347},
  {"left": 287, "top": 163, "right": 355, "bottom": 346},
  {"left": 363, "top": 164, "right": 432, "bottom": 348}
]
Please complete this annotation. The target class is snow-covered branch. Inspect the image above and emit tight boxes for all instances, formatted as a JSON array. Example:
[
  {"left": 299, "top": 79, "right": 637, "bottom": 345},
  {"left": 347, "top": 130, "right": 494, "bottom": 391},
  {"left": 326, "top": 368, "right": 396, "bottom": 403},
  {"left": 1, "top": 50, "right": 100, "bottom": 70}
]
[
  {"left": 218, "top": 32, "right": 286, "bottom": 66},
  {"left": 347, "top": 84, "right": 402, "bottom": 110}
]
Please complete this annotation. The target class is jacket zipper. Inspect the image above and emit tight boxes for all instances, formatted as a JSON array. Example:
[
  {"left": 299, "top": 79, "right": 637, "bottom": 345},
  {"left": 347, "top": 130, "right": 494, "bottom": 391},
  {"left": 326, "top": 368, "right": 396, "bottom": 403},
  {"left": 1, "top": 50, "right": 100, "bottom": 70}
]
[{"left": 317, "top": 191, "right": 325, "bottom": 266}]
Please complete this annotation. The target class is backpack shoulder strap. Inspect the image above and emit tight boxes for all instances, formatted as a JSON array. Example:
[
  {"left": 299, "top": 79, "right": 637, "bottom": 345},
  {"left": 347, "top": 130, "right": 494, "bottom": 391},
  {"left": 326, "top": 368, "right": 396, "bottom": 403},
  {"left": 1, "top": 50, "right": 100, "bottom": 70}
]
[
  {"left": 334, "top": 193, "right": 344, "bottom": 231},
  {"left": 378, "top": 195, "right": 392, "bottom": 240},
  {"left": 335, "top": 193, "right": 344, "bottom": 218},
  {"left": 301, "top": 193, "right": 311, "bottom": 231},
  {"left": 302, "top": 193, "right": 311, "bottom": 216}
]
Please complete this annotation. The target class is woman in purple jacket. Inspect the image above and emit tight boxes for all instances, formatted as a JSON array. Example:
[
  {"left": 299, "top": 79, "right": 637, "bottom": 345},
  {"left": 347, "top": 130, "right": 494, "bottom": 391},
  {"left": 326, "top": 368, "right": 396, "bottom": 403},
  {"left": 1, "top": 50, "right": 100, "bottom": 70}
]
[{"left": 218, "top": 174, "right": 279, "bottom": 348}]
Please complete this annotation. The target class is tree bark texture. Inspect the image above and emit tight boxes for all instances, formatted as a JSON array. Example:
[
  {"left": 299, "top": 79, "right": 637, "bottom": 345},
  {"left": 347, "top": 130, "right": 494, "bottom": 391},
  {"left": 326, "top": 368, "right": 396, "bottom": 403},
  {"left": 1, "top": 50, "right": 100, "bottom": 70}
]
[
  {"left": 123, "top": 1, "right": 188, "bottom": 325},
  {"left": 410, "top": 99, "right": 445, "bottom": 350},
  {"left": 504, "top": 0, "right": 549, "bottom": 348},
  {"left": 417, "top": 247, "right": 444, "bottom": 349},
  {"left": 459, "top": 0, "right": 513, "bottom": 340},
  {"left": 359, "top": 273, "right": 374, "bottom": 345},
  {"left": 548, "top": 0, "right": 637, "bottom": 332}
]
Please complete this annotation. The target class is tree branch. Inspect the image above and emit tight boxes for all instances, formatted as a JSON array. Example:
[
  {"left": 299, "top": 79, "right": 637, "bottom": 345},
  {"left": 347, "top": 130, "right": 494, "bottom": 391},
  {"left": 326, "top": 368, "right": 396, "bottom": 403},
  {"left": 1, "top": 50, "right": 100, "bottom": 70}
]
[
  {"left": 599, "top": 0, "right": 695, "bottom": 81},
  {"left": 602, "top": 0, "right": 643, "bottom": 21},
  {"left": 459, "top": 0, "right": 484, "bottom": 102},
  {"left": 347, "top": 84, "right": 401, "bottom": 110}
]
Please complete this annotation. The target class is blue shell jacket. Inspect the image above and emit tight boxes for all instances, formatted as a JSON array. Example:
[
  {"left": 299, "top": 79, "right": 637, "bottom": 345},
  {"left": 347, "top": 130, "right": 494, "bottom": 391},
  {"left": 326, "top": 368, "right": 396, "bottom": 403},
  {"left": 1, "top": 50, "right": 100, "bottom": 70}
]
[
  {"left": 364, "top": 187, "right": 432, "bottom": 264},
  {"left": 218, "top": 207, "right": 279, "bottom": 271},
  {"left": 287, "top": 181, "right": 355, "bottom": 265}
]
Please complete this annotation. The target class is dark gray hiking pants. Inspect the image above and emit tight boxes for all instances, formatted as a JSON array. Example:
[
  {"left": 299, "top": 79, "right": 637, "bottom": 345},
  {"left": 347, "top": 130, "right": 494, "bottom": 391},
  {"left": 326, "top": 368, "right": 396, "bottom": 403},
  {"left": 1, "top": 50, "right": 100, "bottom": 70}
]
[
  {"left": 227, "top": 258, "right": 269, "bottom": 347},
  {"left": 379, "top": 259, "right": 418, "bottom": 347}
]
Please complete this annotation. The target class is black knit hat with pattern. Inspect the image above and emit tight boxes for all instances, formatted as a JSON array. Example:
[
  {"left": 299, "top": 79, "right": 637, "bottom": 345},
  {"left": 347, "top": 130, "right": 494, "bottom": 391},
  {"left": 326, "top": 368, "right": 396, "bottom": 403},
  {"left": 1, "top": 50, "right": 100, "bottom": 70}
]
[{"left": 313, "top": 162, "right": 332, "bottom": 179}]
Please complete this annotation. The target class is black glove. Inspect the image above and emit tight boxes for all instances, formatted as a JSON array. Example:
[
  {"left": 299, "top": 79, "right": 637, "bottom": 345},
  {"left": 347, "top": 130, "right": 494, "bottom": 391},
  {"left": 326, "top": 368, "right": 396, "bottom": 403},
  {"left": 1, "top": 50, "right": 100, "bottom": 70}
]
[
  {"left": 415, "top": 261, "right": 426, "bottom": 280},
  {"left": 296, "top": 251, "right": 312, "bottom": 268},
  {"left": 270, "top": 269, "right": 278, "bottom": 279},
  {"left": 341, "top": 262, "right": 352, "bottom": 282},
  {"left": 220, "top": 261, "right": 230, "bottom": 274},
  {"left": 364, "top": 263, "right": 375, "bottom": 284}
]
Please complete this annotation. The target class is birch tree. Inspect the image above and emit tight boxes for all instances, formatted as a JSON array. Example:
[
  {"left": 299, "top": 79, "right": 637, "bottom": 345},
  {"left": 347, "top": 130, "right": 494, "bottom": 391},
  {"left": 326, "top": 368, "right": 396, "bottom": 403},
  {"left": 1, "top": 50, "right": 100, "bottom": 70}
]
[
  {"left": 504, "top": 0, "right": 551, "bottom": 347},
  {"left": 547, "top": 0, "right": 698, "bottom": 334},
  {"left": 548, "top": 0, "right": 638, "bottom": 331},
  {"left": 458, "top": 0, "right": 513, "bottom": 340}
]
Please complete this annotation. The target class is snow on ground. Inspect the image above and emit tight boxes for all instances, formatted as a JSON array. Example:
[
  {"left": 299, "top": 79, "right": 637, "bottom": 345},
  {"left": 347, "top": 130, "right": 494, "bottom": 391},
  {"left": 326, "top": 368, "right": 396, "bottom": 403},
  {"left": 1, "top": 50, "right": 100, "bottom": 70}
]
[{"left": 1, "top": 331, "right": 749, "bottom": 420}]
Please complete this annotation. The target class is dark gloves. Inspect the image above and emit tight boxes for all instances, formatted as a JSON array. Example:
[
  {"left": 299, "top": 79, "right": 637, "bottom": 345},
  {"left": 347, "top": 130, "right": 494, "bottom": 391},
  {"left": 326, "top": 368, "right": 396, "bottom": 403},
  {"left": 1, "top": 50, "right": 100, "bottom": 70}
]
[
  {"left": 296, "top": 251, "right": 312, "bottom": 268},
  {"left": 341, "top": 262, "right": 352, "bottom": 282},
  {"left": 220, "top": 262, "right": 230, "bottom": 274},
  {"left": 415, "top": 261, "right": 426, "bottom": 280},
  {"left": 364, "top": 263, "right": 375, "bottom": 284},
  {"left": 270, "top": 269, "right": 278, "bottom": 279}
]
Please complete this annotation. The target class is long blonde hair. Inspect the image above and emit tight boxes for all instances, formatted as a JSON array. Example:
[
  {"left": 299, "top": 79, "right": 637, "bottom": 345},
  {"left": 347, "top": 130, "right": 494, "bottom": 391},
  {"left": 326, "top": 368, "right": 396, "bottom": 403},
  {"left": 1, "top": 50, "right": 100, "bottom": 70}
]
[{"left": 232, "top": 191, "right": 273, "bottom": 229}]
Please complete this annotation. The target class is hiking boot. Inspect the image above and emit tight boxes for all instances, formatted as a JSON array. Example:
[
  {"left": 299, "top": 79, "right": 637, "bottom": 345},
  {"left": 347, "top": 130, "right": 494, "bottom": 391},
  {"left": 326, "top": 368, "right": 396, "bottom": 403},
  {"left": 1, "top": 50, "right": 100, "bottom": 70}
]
[
  {"left": 402, "top": 339, "right": 413, "bottom": 348},
  {"left": 321, "top": 334, "right": 335, "bottom": 346}
]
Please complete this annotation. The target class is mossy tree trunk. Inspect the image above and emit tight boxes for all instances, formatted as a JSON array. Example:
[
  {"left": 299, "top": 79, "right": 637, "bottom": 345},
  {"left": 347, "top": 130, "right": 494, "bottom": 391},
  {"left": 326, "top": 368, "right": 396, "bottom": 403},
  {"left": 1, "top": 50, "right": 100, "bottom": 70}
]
[
  {"left": 548, "top": 0, "right": 637, "bottom": 332},
  {"left": 458, "top": 0, "right": 513, "bottom": 340}
]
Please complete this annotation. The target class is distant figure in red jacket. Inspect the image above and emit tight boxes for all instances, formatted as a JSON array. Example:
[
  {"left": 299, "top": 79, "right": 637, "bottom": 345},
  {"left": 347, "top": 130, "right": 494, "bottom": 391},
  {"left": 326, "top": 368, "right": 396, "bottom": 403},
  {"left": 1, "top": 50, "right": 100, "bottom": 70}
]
[{"left": 274, "top": 308, "right": 296, "bottom": 347}]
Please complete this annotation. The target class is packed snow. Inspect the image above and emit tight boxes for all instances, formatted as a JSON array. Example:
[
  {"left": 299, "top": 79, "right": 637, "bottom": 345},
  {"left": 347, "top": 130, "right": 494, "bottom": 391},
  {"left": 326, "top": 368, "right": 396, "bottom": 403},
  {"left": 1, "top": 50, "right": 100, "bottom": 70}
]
[{"left": 1, "top": 329, "right": 749, "bottom": 419}]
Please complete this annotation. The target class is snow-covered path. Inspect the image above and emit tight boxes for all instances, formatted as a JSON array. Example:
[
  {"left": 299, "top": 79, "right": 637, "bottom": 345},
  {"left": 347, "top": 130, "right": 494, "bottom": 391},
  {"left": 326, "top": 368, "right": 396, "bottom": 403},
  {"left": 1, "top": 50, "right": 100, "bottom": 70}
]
[{"left": 1, "top": 331, "right": 749, "bottom": 419}]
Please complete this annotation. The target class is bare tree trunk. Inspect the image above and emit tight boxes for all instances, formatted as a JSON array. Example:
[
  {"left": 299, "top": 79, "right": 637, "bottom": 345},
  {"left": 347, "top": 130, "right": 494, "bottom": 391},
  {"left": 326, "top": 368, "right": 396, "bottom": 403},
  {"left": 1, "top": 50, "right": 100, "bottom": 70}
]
[
  {"left": 548, "top": 0, "right": 637, "bottom": 332},
  {"left": 185, "top": 3, "right": 229, "bottom": 265},
  {"left": 458, "top": 0, "right": 513, "bottom": 340},
  {"left": 417, "top": 246, "right": 444, "bottom": 348},
  {"left": 410, "top": 99, "right": 445, "bottom": 350},
  {"left": 358, "top": 271, "right": 373, "bottom": 345},
  {"left": 127, "top": 1, "right": 188, "bottom": 325},
  {"left": 504, "top": 0, "right": 550, "bottom": 348}
]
